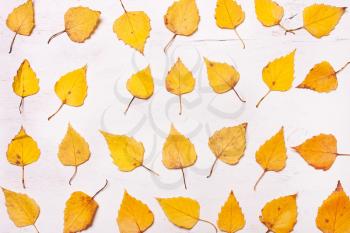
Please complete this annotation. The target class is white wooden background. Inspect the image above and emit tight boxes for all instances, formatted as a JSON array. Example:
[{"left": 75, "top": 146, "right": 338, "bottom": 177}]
[{"left": 1, "top": 0, "right": 350, "bottom": 232}]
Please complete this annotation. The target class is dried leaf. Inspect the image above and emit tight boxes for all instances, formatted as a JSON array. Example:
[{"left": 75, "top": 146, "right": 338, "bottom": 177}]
[
  {"left": 165, "top": 58, "right": 196, "bottom": 115},
  {"left": 254, "top": 127, "right": 287, "bottom": 190},
  {"left": 58, "top": 123, "right": 90, "bottom": 185},
  {"left": 48, "top": 7, "right": 100, "bottom": 44},
  {"left": 6, "top": 0, "right": 35, "bottom": 53},
  {"left": 255, "top": 0, "right": 284, "bottom": 27},
  {"left": 256, "top": 50, "right": 296, "bottom": 108},
  {"left": 163, "top": 0, "right": 200, "bottom": 53},
  {"left": 2, "top": 188, "right": 40, "bottom": 232},
  {"left": 215, "top": 0, "right": 245, "bottom": 48},
  {"left": 113, "top": 0, "right": 151, "bottom": 54},
  {"left": 316, "top": 181, "right": 350, "bottom": 233},
  {"left": 207, "top": 123, "right": 247, "bottom": 178},
  {"left": 204, "top": 58, "right": 245, "bottom": 102},
  {"left": 48, "top": 65, "right": 87, "bottom": 120},
  {"left": 117, "top": 191, "right": 154, "bottom": 233},
  {"left": 7, "top": 126, "right": 40, "bottom": 189},
  {"left": 260, "top": 194, "right": 298, "bottom": 233},
  {"left": 162, "top": 124, "right": 197, "bottom": 189},
  {"left": 217, "top": 191, "right": 245, "bottom": 233},
  {"left": 12, "top": 59, "right": 40, "bottom": 114}
]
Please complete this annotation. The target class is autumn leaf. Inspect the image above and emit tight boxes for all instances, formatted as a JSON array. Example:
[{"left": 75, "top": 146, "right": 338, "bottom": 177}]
[
  {"left": 6, "top": 0, "right": 34, "bottom": 53},
  {"left": 255, "top": 0, "right": 284, "bottom": 28},
  {"left": 48, "top": 66, "right": 87, "bottom": 120},
  {"left": 204, "top": 58, "right": 245, "bottom": 103},
  {"left": 58, "top": 123, "right": 90, "bottom": 185},
  {"left": 256, "top": 50, "right": 296, "bottom": 108},
  {"left": 12, "top": 59, "right": 40, "bottom": 114},
  {"left": 7, "top": 126, "right": 40, "bottom": 189},
  {"left": 2, "top": 188, "right": 40, "bottom": 233},
  {"left": 100, "top": 130, "right": 158, "bottom": 175},
  {"left": 162, "top": 124, "right": 197, "bottom": 189},
  {"left": 157, "top": 197, "right": 217, "bottom": 232},
  {"left": 166, "top": 58, "right": 196, "bottom": 115},
  {"left": 286, "top": 4, "right": 346, "bottom": 38},
  {"left": 124, "top": 66, "right": 154, "bottom": 114},
  {"left": 293, "top": 134, "right": 350, "bottom": 170},
  {"left": 215, "top": 0, "right": 245, "bottom": 48},
  {"left": 63, "top": 180, "right": 108, "bottom": 233},
  {"left": 217, "top": 191, "right": 245, "bottom": 233},
  {"left": 260, "top": 194, "right": 298, "bottom": 233},
  {"left": 207, "top": 123, "right": 247, "bottom": 178},
  {"left": 113, "top": 0, "right": 151, "bottom": 54},
  {"left": 316, "top": 181, "right": 350, "bottom": 233},
  {"left": 117, "top": 191, "right": 154, "bottom": 233},
  {"left": 48, "top": 7, "right": 100, "bottom": 44},
  {"left": 163, "top": 0, "right": 200, "bottom": 53},
  {"left": 254, "top": 127, "right": 287, "bottom": 191},
  {"left": 297, "top": 61, "right": 350, "bottom": 93}
]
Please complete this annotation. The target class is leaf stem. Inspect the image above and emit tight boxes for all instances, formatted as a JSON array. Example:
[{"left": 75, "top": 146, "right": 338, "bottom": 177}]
[
  {"left": 256, "top": 90, "right": 271, "bottom": 108},
  {"left": 69, "top": 166, "right": 78, "bottom": 185},
  {"left": 92, "top": 179, "right": 108, "bottom": 199},
  {"left": 207, "top": 157, "right": 219, "bottom": 178},
  {"left": 199, "top": 218, "right": 218, "bottom": 233},
  {"left": 124, "top": 96, "right": 136, "bottom": 115},
  {"left": 22, "top": 166, "right": 26, "bottom": 189},
  {"left": 234, "top": 29, "right": 245, "bottom": 49},
  {"left": 285, "top": 26, "right": 303, "bottom": 35},
  {"left": 118, "top": 0, "right": 127, "bottom": 13},
  {"left": 164, "top": 34, "right": 177, "bottom": 54},
  {"left": 141, "top": 164, "right": 159, "bottom": 176},
  {"left": 179, "top": 94, "right": 182, "bottom": 115},
  {"left": 232, "top": 88, "right": 246, "bottom": 103},
  {"left": 278, "top": 23, "right": 294, "bottom": 34},
  {"left": 9, "top": 32, "right": 18, "bottom": 54},
  {"left": 254, "top": 170, "right": 267, "bottom": 191},
  {"left": 181, "top": 168, "right": 187, "bottom": 189},
  {"left": 336, "top": 153, "right": 350, "bottom": 156},
  {"left": 48, "top": 102, "right": 64, "bottom": 121},
  {"left": 336, "top": 61, "right": 350, "bottom": 74},
  {"left": 47, "top": 30, "right": 66, "bottom": 44},
  {"left": 33, "top": 224, "right": 40, "bottom": 233},
  {"left": 19, "top": 97, "right": 24, "bottom": 114}
]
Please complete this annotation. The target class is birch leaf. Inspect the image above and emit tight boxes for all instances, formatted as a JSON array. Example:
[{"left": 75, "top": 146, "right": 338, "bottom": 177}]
[
  {"left": 162, "top": 124, "right": 197, "bottom": 189},
  {"left": 255, "top": 0, "right": 284, "bottom": 27},
  {"left": 117, "top": 191, "right": 154, "bottom": 233},
  {"left": 207, "top": 123, "right": 247, "bottom": 178},
  {"left": 165, "top": 58, "right": 195, "bottom": 115},
  {"left": 316, "top": 181, "right": 350, "bottom": 233},
  {"left": 6, "top": 0, "right": 35, "bottom": 53},
  {"left": 58, "top": 123, "right": 90, "bottom": 185},
  {"left": 2, "top": 188, "right": 40, "bottom": 232},
  {"left": 7, "top": 126, "right": 40, "bottom": 189},
  {"left": 12, "top": 59, "right": 40, "bottom": 114},
  {"left": 256, "top": 50, "right": 296, "bottom": 108}
]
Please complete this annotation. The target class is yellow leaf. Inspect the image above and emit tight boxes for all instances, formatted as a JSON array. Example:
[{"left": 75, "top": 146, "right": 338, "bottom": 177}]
[
  {"left": 48, "top": 7, "right": 100, "bottom": 44},
  {"left": 2, "top": 188, "right": 40, "bottom": 232},
  {"left": 7, "top": 126, "right": 40, "bottom": 189},
  {"left": 58, "top": 123, "right": 90, "bottom": 185},
  {"left": 254, "top": 127, "right": 287, "bottom": 190},
  {"left": 63, "top": 180, "right": 108, "bottom": 233},
  {"left": 256, "top": 50, "right": 296, "bottom": 108},
  {"left": 165, "top": 58, "right": 196, "bottom": 115},
  {"left": 163, "top": 0, "right": 200, "bottom": 52},
  {"left": 12, "top": 59, "right": 40, "bottom": 113},
  {"left": 293, "top": 134, "right": 341, "bottom": 171},
  {"left": 162, "top": 124, "right": 197, "bottom": 189},
  {"left": 113, "top": 10, "right": 151, "bottom": 54},
  {"left": 207, "top": 123, "right": 247, "bottom": 178},
  {"left": 316, "top": 181, "right": 350, "bottom": 233},
  {"left": 100, "top": 130, "right": 157, "bottom": 175},
  {"left": 260, "top": 194, "right": 298, "bottom": 233},
  {"left": 217, "top": 191, "right": 245, "bottom": 233},
  {"left": 6, "top": 0, "right": 35, "bottom": 53},
  {"left": 48, "top": 65, "right": 87, "bottom": 120},
  {"left": 215, "top": 0, "right": 245, "bottom": 48},
  {"left": 204, "top": 58, "right": 245, "bottom": 102},
  {"left": 117, "top": 191, "right": 154, "bottom": 233},
  {"left": 124, "top": 66, "right": 154, "bottom": 114},
  {"left": 254, "top": 0, "right": 284, "bottom": 27}
]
